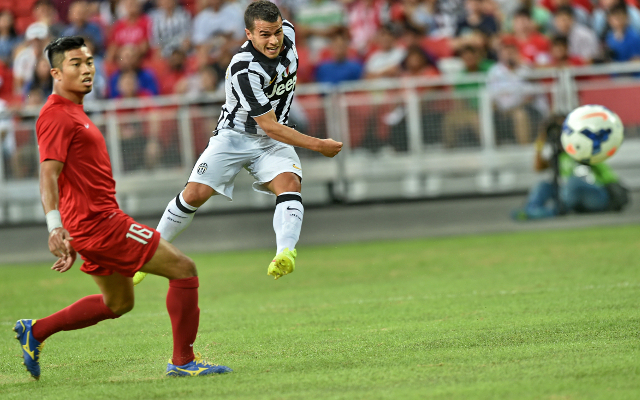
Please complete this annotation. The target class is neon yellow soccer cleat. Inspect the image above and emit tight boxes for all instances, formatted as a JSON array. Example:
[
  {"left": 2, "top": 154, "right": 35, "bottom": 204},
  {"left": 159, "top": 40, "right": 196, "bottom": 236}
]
[
  {"left": 267, "top": 248, "right": 296, "bottom": 280},
  {"left": 133, "top": 271, "right": 148, "bottom": 286}
]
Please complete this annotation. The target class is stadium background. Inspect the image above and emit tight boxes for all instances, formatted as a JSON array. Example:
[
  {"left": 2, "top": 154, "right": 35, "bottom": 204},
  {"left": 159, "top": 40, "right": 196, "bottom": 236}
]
[
  {"left": 0, "top": 0, "right": 639, "bottom": 228},
  {"left": 1, "top": 2, "right": 639, "bottom": 396}
]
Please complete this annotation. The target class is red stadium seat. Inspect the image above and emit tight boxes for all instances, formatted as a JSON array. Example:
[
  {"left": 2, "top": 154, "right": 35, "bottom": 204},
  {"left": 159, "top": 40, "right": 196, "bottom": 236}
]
[
  {"left": 12, "top": 0, "right": 38, "bottom": 18},
  {"left": 0, "top": 0, "right": 14, "bottom": 10},
  {"left": 14, "top": 16, "right": 35, "bottom": 35},
  {"left": 579, "top": 85, "right": 640, "bottom": 125}
]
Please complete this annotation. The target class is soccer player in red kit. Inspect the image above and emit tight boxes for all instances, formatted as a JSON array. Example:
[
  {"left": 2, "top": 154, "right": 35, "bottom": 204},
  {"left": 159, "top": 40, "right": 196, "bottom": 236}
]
[{"left": 13, "top": 36, "right": 231, "bottom": 379}]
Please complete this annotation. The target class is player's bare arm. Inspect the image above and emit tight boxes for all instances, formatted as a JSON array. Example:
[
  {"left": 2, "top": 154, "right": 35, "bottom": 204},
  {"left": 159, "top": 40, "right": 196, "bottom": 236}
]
[
  {"left": 253, "top": 110, "right": 343, "bottom": 157},
  {"left": 40, "top": 159, "right": 75, "bottom": 271}
]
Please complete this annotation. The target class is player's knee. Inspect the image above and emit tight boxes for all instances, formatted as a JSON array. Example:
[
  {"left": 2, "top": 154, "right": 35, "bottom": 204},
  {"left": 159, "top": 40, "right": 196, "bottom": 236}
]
[
  {"left": 183, "top": 183, "right": 214, "bottom": 208},
  {"left": 177, "top": 255, "right": 197, "bottom": 278},
  {"left": 289, "top": 179, "right": 302, "bottom": 193},
  {"left": 106, "top": 298, "right": 135, "bottom": 316},
  {"left": 279, "top": 173, "right": 301, "bottom": 193}
]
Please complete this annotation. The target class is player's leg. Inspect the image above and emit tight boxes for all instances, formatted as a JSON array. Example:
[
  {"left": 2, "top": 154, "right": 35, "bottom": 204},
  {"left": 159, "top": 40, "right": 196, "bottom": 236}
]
[
  {"left": 155, "top": 131, "right": 246, "bottom": 244},
  {"left": 264, "top": 172, "right": 303, "bottom": 280},
  {"left": 155, "top": 182, "right": 216, "bottom": 244},
  {"left": 135, "top": 130, "right": 246, "bottom": 286},
  {"left": 15, "top": 273, "right": 129, "bottom": 380},
  {"left": 138, "top": 239, "right": 231, "bottom": 376}
]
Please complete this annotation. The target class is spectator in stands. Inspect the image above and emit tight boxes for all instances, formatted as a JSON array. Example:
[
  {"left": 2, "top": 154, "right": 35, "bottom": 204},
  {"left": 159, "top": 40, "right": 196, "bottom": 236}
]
[
  {"left": 443, "top": 44, "right": 494, "bottom": 147},
  {"left": 32, "top": 0, "right": 65, "bottom": 38},
  {"left": 605, "top": 3, "right": 640, "bottom": 62},
  {"left": 175, "top": 64, "right": 223, "bottom": 98},
  {"left": 107, "top": 44, "right": 159, "bottom": 98},
  {"left": 543, "top": 0, "right": 591, "bottom": 26},
  {"left": 315, "top": 28, "right": 363, "bottom": 85},
  {"left": 552, "top": 5, "right": 602, "bottom": 63},
  {"left": 400, "top": 44, "right": 439, "bottom": 78},
  {"left": 513, "top": 7, "right": 551, "bottom": 66},
  {"left": 13, "top": 22, "right": 49, "bottom": 97},
  {"left": 487, "top": 36, "right": 548, "bottom": 145},
  {"left": 106, "top": 0, "right": 152, "bottom": 63},
  {"left": 592, "top": 0, "right": 640, "bottom": 38},
  {"left": 115, "top": 70, "right": 161, "bottom": 171},
  {"left": 24, "top": 56, "right": 52, "bottom": 102},
  {"left": 391, "top": 0, "right": 440, "bottom": 35},
  {"left": 547, "top": 35, "right": 586, "bottom": 67},
  {"left": 345, "top": 0, "right": 388, "bottom": 54},
  {"left": 295, "top": 0, "right": 347, "bottom": 56},
  {"left": 0, "top": 10, "right": 21, "bottom": 66},
  {"left": 507, "top": 0, "right": 553, "bottom": 33},
  {"left": 117, "top": 69, "right": 154, "bottom": 98},
  {"left": 438, "top": 0, "right": 466, "bottom": 25},
  {"left": 191, "top": 0, "right": 244, "bottom": 48},
  {"left": 364, "top": 24, "right": 407, "bottom": 79},
  {"left": 455, "top": 0, "right": 500, "bottom": 37},
  {"left": 91, "top": 0, "right": 122, "bottom": 27},
  {"left": 149, "top": 0, "right": 192, "bottom": 58},
  {"left": 158, "top": 46, "right": 190, "bottom": 95},
  {"left": 62, "top": 1, "right": 105, "bottom": 55},
  {"left": 454, "top": 28, "right": 498, "bottom": 61}
]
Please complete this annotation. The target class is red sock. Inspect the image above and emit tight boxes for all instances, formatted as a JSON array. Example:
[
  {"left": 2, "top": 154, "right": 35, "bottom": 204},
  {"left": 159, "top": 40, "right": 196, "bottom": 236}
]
[
  {"left": 31, "top": 294, "right": 120, "bottom": 342},
  {"left": 167, "top": 276, "right": 200, "bottom": 366}
]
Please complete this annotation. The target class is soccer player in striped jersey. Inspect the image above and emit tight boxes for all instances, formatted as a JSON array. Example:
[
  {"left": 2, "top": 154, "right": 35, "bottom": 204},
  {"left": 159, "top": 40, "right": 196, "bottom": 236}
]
[{"left": 134, "top": 1, "right": 342, "bottom": 285}]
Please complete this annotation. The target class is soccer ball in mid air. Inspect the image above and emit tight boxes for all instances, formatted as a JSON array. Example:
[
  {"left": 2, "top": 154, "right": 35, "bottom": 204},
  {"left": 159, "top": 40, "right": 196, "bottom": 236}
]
[{"left": 560, "top": 104, "right": 624, "bottom": 164}]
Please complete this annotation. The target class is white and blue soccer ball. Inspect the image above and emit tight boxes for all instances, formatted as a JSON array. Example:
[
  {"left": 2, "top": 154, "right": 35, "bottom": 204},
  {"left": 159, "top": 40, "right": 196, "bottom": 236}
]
[{"left": 560, "top": 104, "right": 624, "bottom": 164}]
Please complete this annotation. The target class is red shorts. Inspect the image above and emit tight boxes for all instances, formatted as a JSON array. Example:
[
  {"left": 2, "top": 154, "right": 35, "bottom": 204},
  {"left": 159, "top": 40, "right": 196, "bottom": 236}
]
[{"left": 74, "top": 211, "right": 161, "bottom": 277}]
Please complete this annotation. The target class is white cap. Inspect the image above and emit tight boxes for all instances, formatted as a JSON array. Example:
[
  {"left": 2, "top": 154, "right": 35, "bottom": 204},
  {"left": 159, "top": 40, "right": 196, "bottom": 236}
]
[{"left": 25, "top": 22, "right": 49, "bottom": 40}]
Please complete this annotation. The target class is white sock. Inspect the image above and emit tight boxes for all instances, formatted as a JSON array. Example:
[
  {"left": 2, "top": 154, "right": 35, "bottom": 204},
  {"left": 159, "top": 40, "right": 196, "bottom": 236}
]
[
  {"left": 273, "top": 192, "right": 304, "bottom": 254},
  {"left": 156, "top": 191, "right": 198, "bottom": 242}
]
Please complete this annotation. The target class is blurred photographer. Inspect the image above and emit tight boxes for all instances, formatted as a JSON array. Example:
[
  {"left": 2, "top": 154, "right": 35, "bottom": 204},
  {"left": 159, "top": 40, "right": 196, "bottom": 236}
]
[{"left": 512, "top": 114, "right": 629, "bottom": 220}]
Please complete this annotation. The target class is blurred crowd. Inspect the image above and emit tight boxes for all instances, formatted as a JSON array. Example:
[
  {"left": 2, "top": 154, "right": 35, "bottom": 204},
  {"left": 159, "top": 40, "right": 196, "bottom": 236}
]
[
  {"left": 2, "top": 0, "right": 640, "bottom": 178},
  {"left": 0, "top": 0, "right": 637, "bottom": 107}
]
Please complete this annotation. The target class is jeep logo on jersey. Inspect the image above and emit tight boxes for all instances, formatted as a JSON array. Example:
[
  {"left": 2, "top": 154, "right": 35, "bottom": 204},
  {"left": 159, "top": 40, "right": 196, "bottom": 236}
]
[
  {"left": 267, "top": 74, "right": 297, "bottom": 99},
  {"left": 197, "top": 163, "right": 208, "bottom": 175}
]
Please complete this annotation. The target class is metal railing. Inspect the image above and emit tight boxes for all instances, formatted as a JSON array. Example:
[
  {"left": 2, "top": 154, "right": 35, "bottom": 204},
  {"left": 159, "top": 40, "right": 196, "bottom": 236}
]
[{"left": 1, "top": 61, "right": 640, "bottom": 224}]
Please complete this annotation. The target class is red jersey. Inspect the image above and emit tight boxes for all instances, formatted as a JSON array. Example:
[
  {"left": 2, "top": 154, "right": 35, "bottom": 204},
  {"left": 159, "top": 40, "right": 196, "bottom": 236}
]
[
  {"left": 36, "top": 94, "right": 120, "bottom": 248},
  {"left": 517, "top": 33, "right": 550, "bottom": 65},
  {"left": 109, "top": 16, "right": 151, "bottom": 48}
]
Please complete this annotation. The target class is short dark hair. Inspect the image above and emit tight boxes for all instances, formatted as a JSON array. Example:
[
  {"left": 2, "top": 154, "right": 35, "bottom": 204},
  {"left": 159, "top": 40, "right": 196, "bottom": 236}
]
[
  {"left": 244, "top": 0, "right": 281, "bottom": 32},
  {"left": 551, "top": 35, "right": 569, "bottom": 47},
  {"left": 44, "top": 36, "right": 86, "bottom": 68},
  {"left": 514, "top": 7, "right": 531, "bottom": 19},
  {"left": 608, "top": 4, "right": 628, "bottom": 16},
  {"left": 555, "top": 5, "right": 574, "bottom": 18}
]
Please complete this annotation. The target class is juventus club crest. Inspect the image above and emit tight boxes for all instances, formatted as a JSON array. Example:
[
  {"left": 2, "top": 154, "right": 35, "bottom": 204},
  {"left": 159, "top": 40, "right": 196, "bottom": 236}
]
[{"left": 197, "top": 163, "right": 208, "bottom": 175}]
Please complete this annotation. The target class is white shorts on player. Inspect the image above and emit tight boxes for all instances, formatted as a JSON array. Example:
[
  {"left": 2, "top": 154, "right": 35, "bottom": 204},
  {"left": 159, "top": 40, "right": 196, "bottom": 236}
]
[{"left": 188, "top": 128, "right": 302, "bottom": 200}]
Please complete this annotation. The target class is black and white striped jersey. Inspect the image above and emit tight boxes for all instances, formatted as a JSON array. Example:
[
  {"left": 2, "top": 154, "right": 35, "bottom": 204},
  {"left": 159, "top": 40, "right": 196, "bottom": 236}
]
[{"left": 216, "top": 19, "right": 298, "bottom": 135}]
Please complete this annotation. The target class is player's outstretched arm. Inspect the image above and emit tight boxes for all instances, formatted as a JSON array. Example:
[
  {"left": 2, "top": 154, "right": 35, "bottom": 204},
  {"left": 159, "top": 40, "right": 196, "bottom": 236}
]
[
  {"left": 254, "top": 110, "right": 343, "bottom": 157},
  {"left": 40, "top": 160, "right": 75, "bottom": 270}
]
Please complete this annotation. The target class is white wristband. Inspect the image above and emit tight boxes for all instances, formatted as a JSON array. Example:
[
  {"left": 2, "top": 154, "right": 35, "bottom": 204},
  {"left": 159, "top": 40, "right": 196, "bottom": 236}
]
[{"left": 46, "top": 210, "right": 63, "bottom": 233}]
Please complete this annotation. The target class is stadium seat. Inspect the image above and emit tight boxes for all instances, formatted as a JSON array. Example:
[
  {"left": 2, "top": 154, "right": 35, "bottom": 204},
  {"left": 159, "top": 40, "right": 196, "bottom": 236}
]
[
  {"left": 579, "top": 85, "right": 640, "bottom": 125},
  {"left": 15, "top": 16, "right": 35, "bottom": 35},
  {"left": 12, "top": 0, "right": 38, "bottom": 18},
  {"left": 0, "top": 0, "right": 13, "bottom": 10}
]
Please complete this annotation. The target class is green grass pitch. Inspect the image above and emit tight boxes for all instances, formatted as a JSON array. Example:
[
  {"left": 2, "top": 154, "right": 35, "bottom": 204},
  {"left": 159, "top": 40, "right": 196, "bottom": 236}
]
[{"left": 1, "top": 225, "right": 638, "bottom": 399}]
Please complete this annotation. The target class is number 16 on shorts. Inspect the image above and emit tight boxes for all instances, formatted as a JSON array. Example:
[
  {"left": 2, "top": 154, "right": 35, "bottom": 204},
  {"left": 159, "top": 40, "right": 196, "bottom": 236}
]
[{"left": 126, "top": 223, "right": 154, "bottom": 245}]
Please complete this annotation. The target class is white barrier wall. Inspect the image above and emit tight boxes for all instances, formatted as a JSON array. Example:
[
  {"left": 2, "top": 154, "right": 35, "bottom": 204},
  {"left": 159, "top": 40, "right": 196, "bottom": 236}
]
[{"left": 1, "top": 62, "right": 639, "bottom": 224}]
